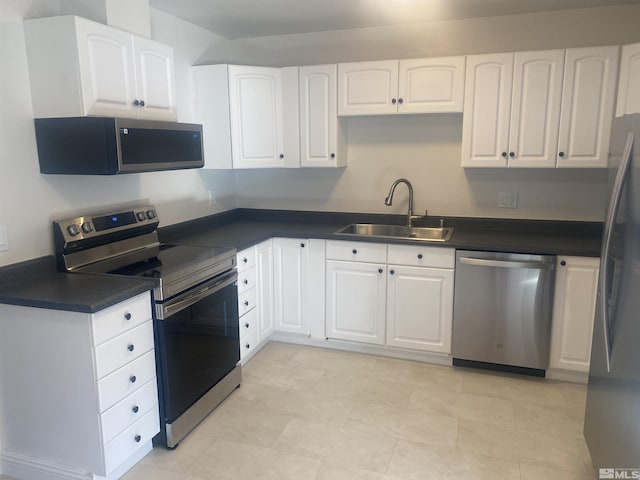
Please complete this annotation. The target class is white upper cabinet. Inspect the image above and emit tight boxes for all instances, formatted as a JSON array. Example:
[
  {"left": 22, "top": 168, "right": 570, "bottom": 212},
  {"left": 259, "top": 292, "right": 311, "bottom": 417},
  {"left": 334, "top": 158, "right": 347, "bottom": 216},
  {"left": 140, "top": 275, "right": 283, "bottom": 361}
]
[
  {"left": 397, "top": 57, "right": 465, "bottom": 114},
  {"left": 338, "top": 57, "right": 465, "bottom": 116},
  {"left": 616, "top": 42, "right": 640, "bottom": 117},
  {"left": 463, "top": 47, "right": 617, "bottom": 169},
  {"left": 557, "top": 46, "right": 619, "bottom": 168},
  {"left": 338, "top": 60, "right": 399, "bottom": 116},
  {"left": 228, "top": 65, "right": 285, "bottom": 169},
  {"left": 24, "top": 15, "right": 176, "bottom": 120},
  {"left": 193, "top": 64, "right": 299, "bottom": 169},
  {"left": 131, "top": 36, "right": 177, "bottom": 120},
  {"left": 299, "top": 64, "right": 347, "bottom": 167},
  {"left": 461, "top": 53, "right": 514, "bottom": 167},
  {"left": 508, "top": 49, "right": 564, "bottom": 168}
]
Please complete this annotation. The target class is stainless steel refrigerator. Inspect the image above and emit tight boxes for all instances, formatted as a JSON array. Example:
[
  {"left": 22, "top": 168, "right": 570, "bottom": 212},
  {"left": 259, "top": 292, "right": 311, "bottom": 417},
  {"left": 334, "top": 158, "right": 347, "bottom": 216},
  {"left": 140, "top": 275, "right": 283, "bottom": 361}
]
[{"left": 584, "top": 114, "right": 640, "bottom": 474}]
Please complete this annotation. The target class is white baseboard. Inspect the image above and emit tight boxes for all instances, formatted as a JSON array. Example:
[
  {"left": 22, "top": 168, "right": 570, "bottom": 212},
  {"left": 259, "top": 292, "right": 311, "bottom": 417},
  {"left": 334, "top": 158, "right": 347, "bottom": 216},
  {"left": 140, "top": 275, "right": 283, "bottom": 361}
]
[
  {"left": 546, "top": 368, "right": 589, "bottom": 384},
  {"left": 268, "top": 331, "right": 453, "bottom": 366},
  {"left": 1, "top": 441, "right": 153, "bottom": 480}
]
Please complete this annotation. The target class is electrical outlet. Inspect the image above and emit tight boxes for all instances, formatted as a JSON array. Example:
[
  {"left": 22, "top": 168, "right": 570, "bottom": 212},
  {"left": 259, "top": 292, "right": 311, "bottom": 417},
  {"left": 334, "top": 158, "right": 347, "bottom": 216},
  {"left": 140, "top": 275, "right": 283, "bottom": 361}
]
[
  {"left": 208, "top": 189, "right": 216, "bottom": 206},
  {"left": 0, "top": 224, "right": 8, "bottom": 252},
  {"left": 498, "top": 192, "right": 518, "bottom": 208}
]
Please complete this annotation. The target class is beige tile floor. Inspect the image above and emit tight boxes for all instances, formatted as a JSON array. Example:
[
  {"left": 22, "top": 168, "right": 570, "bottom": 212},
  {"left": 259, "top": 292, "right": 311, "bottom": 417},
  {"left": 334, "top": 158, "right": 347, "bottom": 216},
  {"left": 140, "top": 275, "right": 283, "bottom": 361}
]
[{"left": 0, "top": 342, "right": 597, "bottom": 480}]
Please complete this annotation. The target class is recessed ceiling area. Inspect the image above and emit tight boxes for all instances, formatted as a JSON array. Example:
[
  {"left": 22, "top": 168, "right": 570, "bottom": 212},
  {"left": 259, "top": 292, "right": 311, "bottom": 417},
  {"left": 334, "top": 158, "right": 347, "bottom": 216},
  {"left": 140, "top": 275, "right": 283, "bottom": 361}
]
[{"left": 148, "top": 0, "right": 640, "bottom": 39}]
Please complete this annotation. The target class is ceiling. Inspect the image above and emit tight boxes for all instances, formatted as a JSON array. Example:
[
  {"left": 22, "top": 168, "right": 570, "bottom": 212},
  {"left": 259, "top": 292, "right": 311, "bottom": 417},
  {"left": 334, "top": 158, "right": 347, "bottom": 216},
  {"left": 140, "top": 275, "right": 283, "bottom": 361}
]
[{"left": 148, "top": 0, "right": 640, "bottom": 40}]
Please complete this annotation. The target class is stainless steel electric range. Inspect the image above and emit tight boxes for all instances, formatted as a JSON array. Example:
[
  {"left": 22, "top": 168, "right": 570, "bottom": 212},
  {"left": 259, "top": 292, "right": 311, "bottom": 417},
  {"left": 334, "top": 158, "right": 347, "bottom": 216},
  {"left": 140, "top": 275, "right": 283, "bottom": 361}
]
[{"left": 53, "top": 204, "right": 241, "bottom": 448}]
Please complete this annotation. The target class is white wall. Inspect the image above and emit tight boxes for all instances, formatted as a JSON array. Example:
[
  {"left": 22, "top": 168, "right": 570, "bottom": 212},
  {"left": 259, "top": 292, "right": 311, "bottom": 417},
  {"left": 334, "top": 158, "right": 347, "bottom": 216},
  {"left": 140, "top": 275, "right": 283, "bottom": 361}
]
[
  {"left": 0, "top": 2, "right": 235, "bottom": 267},
  {"left": 230, "top": 5, "right": 640, "bottom": 221}
]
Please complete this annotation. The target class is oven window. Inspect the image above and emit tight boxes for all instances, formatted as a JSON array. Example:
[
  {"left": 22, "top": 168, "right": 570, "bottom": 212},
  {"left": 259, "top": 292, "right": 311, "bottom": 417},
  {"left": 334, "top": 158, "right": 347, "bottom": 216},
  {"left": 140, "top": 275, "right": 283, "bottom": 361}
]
[{"left": 156, "top": 282, "right": 239, "bottom": 422}]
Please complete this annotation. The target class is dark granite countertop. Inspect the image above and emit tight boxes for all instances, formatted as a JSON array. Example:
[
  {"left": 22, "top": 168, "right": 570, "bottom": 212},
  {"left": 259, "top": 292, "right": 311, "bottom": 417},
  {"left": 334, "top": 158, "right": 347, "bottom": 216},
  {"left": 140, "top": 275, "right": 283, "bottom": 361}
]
[
  {"left": 0, "top": 209, "right": 602, "bottom": 313},
  {"left": 161, "top": 209, "right": 603, "bottom": 257},
  {"left": 0, "top": 256, "right": 157, "bottom": 313}
]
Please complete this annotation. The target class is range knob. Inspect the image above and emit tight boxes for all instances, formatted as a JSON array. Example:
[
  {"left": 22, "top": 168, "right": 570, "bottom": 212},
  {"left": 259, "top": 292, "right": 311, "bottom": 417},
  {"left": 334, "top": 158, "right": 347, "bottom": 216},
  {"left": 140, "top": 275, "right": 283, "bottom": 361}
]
[
  {"left": 146, "top": 209, "right": 157, "bottom": 220},
  {"left": 81, "top": 222, "right": 93, "bottom": 234},
  {"left": 136, "top": 211, "right": 147, "bottom": 222},
  {"left": 67, "top": 224, "right": 80, "bottom": 236}
]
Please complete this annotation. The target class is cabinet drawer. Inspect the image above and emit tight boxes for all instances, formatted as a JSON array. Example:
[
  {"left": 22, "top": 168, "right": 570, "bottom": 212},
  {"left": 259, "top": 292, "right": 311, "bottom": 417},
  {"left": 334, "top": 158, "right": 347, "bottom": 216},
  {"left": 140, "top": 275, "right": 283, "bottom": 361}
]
[
  {"left": 95, "top": 321, "right": 155, "bottom": 379},
  {"left": 104, "top": 408, "right": 160, "bottom": 474},
  {"left": 388, "top": 245, "right": 455, "bottom": 268},
  {"left": 97, "top": 350, "right": 156, "bottom": 413},
  {"left": 238, "top": 287, "right": 257, "bottom": 317},
  {"left": 240, "top": 327, "right": 258, "bottom": 360},
  {"left": 237, "top": 266, "right": 257, "bottom": 294},
  {"left": 326, "top": 240, "right": 387, "bottom": 263},
  {"left": 100, "top": 379, "right": 158, "bottom": 444},
  {"left": 93, "top": 293, "right": 152, "bottom": 346},
  {"left": 237, "top": 248, "right": 256, "bottom": 272},
  {"left": 240, "top": 307, "right": 257, "bottom": 337}
]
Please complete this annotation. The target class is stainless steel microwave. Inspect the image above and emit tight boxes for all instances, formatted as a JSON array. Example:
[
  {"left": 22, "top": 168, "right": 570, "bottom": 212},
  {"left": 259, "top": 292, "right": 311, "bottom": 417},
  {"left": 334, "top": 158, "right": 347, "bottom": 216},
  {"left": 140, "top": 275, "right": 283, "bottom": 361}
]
[{"left": 34, "top": 117, "right": 204, "bottom": 174}]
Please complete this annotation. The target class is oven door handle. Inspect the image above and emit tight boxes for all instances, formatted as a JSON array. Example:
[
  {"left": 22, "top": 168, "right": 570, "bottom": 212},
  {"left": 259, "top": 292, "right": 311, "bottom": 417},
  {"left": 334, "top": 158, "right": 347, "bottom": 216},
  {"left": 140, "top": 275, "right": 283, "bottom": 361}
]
[{"left": 157, "top": 270, "right": 237, "bottom": 320}]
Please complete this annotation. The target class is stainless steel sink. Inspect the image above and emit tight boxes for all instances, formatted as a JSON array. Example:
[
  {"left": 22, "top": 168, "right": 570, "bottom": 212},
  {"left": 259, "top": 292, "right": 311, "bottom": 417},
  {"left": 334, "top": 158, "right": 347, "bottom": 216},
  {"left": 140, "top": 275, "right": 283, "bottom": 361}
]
[{"left": 335, "top": 224, "right": 454, "bottom": 242}]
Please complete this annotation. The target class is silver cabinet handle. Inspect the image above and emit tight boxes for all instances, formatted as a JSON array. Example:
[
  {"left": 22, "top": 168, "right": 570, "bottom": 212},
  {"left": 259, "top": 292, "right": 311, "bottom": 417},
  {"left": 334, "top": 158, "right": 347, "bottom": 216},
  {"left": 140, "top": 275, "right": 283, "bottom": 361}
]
[
  {"left": 459, "top": 257, "right": 554, "bottom": 270},
  {"left": 599, "top": 132, "right": 634, "bottom": 372}
]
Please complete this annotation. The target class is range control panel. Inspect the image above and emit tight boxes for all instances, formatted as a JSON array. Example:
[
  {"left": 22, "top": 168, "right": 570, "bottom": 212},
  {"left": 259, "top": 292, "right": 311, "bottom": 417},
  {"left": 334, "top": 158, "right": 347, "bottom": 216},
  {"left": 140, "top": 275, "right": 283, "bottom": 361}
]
[{"left": 54, "top": 205, "right": 159, "bottom": 243}]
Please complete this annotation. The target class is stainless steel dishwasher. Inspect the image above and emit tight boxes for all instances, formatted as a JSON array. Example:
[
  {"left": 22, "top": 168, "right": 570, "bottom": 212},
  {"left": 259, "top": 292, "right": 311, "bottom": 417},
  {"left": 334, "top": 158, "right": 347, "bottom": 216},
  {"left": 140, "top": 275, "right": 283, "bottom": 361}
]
[{"left": 452, "top": 250, "right": 556, "bottom": 375}]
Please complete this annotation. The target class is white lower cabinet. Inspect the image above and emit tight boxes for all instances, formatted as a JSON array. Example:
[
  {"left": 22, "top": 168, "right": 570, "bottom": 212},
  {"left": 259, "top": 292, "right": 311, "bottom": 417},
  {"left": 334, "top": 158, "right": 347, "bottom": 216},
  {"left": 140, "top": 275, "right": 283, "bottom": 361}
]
[
  {"left": 386, "top": 265, "right": 454, "bottom": 353},
  {"left": 0, "top": 292, "right": 158, "bottom": 479},
  {"left": 550, "top": 256, "right": 600, "bottom": 373},
  {"left": 325, "top": 241, "right": 455, "bottom": 353},
  {"left": 255, "top": 239, "right": 275, "bottom": 340},
  {"left": 273, "top": 238, "right": 310, "bottom": 334},
  {"left": 325, "top": 259, "right": 387, "bottom": 345},
  {"left": 237, "top": 239, "right": 275, "bottom": 363}
]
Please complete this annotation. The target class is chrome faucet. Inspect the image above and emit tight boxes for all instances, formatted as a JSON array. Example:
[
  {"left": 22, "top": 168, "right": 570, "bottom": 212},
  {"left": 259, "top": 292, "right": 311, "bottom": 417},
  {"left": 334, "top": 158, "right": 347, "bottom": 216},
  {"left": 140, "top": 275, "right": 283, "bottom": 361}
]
[{"left": 384, "top": 178, "right": 423, "bottom": 227}]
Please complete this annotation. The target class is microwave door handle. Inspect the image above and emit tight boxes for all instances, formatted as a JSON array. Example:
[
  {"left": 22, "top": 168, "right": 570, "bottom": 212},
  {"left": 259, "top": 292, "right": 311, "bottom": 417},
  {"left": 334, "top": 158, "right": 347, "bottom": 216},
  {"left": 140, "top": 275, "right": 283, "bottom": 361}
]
[
  {"left": 599, "top": 132, "right": 634, "bottom": 372},
  {"left": 159, "top": 272, "right": 237, "bottom": 319}
]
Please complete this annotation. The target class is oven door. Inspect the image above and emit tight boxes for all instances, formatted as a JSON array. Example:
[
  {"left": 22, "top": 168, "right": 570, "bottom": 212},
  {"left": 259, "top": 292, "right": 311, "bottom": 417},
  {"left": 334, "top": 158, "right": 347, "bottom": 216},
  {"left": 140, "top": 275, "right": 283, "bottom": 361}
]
[{"left": 154, "top": 269, "right": 239, "bottom": 423}]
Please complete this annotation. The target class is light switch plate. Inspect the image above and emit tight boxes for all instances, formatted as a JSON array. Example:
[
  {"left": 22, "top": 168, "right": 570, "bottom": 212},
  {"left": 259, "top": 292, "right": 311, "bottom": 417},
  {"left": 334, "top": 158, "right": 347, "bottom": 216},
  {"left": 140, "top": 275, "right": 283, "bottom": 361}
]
[
  {"left": 498, "top": 192, "right": 518, "bottom": 209},
  {"left": 0, "top": 224, "right": 8, "bottom": 252}
]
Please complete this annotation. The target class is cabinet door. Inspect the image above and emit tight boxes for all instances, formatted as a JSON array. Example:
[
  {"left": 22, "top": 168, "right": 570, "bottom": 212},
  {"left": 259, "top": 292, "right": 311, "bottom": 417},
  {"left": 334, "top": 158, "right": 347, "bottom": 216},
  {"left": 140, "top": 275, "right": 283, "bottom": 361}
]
[
  {"left": 557, "top": 46, "right": 618, "bottom": 168},
  {"left": 616, "top": 42, "right": 640, "bottom": 117},
  {"left": 255, "top": 239, "right": 275, "bottom": 341},
  {"left": 508, "top": 50, "right": 564, "bottom": 168},
  {"left": 337, "top": 60, "right": 399, "bottom": 116},
  {"left": 299, "top": 64, "right": 346, "bottom": 167},
  {"left": 132, "top": 36, "right": 177, "bottom": 120},
  {"left": 398, "top": 57, "right": 465, "bottom": 114},
  {"left": 386, "top": 265, "right": 454, "bottom": 353},
  {"left": 461, "top": 53, "right": 513, "bottom": 167},
  {"left": 273, "top": 238, "right": 309, "bottom": 334},
  {"left": 550, "top": 256, "right": 600, "bottom": 372},
  {"left": 228, "top": 65, "right": 284, "bottom": 168},
  {"left": 325, "top": 260, "right": 386, "bottom": 345},
  {"left": 75, "top": 18, "right": 137, "bottom": 117}
]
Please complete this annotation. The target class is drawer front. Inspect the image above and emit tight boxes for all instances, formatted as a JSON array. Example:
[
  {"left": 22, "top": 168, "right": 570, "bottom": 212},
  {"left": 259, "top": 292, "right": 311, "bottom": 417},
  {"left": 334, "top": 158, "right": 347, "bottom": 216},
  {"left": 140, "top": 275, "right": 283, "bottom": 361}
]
[
  {"left": 240, "top": 327, "right": 259, "bottom": 360},
  {"left": 326, "top": 240, "right": 387, "bottom": 263},
  {"left": 240, "top": 307, "right": 257, "bottom": 337},
  {"left": 388, "top": 244, "right": 455, "bottom": 268},
  {"left": 237, "top": 266, "right": 257, "bottom": 294},
  {"left": 98, "top": 350, "right": 156, "bottom": 413},
  {"left": 100, "top": 379, "right": 158, "bottom": 444},
  {"left": 93, "top": 293, "right": 152, "bottom": 346},
  {"left": 238, "top": 287, "right": 257, "bottom": 317},
  {"left": 95, "top": 321, "right": 155, "bottom": 379},
  {"left": 237, "top": 248, "right": 256, "bottom": 272},
  {"left": 104, "top": 408, "right": 160, "bottom": 474}
]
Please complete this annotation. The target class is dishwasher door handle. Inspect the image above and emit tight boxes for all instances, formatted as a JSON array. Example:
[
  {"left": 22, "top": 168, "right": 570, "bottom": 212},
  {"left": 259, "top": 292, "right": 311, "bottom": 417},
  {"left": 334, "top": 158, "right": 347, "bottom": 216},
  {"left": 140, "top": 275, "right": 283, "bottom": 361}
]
[{"left": 459, "top": 257, "right": 555, "bottom": 270}]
